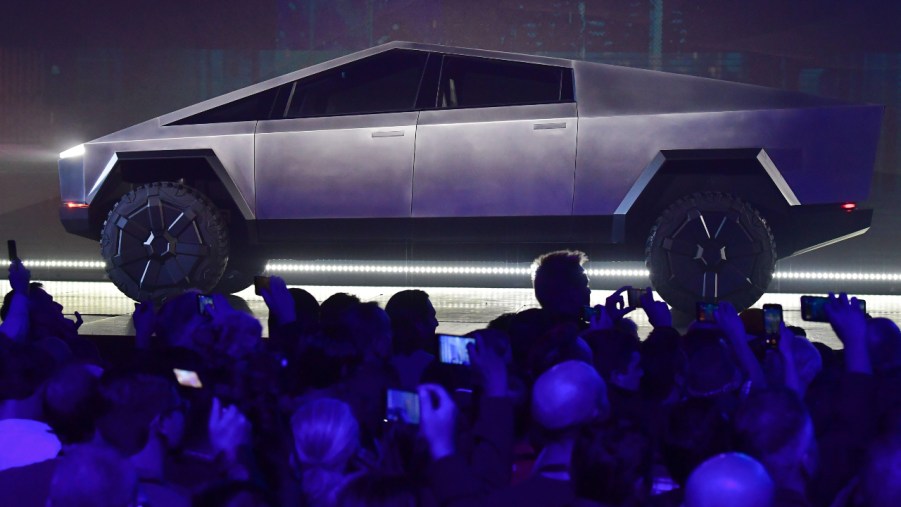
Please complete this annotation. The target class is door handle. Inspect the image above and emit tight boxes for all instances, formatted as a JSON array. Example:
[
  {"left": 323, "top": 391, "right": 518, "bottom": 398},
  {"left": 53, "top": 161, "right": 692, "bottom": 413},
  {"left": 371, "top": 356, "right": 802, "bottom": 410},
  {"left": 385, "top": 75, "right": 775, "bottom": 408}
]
[
  {"left": 533, "top": 122, "right": 567, "bottom": 130},
  {"left": 372, "top": 130, "right": 405, "bottom": 138}
]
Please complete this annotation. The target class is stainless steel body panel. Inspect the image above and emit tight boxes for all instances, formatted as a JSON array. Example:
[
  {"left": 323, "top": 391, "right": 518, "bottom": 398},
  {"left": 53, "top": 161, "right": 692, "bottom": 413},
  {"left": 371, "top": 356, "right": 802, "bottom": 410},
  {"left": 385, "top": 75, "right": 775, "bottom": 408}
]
[
  {"left": 573, "top": 105, "right": 883, "bottom": 215},
  {"left": 413, "top": 102, "right": 577, "bottom": 217},
  {"left": 82, "top": 121, "right": 257, "bottom": 215},
  {"left": 255, "top": 112, "right": 418, "bottom": 219}
]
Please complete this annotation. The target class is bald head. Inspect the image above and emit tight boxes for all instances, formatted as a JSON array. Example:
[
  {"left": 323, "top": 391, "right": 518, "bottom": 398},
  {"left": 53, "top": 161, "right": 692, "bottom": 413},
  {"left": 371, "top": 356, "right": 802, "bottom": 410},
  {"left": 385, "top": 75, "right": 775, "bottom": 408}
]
[
  {"left": 532, "top": 360, "right": 608, "bottom": 430},
  {"left": 685, "top": 453, "right": 774, "bottom": 507}
]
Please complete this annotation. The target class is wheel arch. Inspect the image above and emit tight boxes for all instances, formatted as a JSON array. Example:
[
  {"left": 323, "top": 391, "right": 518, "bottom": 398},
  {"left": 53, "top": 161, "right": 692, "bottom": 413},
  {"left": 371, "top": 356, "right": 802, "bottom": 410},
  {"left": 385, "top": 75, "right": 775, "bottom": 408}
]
[
  {"left": 88, "top": 149, "right": 253, "bottom": 235},
  {"left": 615, "top": 148, "right": 798, "bottom": 258}
]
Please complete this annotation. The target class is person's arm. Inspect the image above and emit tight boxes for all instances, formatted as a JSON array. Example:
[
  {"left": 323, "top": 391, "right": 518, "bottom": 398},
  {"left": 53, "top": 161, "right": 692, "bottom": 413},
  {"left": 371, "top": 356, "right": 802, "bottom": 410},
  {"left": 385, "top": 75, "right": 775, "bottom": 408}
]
[
  {"left": 715, "top": 301, "right": 767, "bottom": 388},
  {"left": 467, "top": 335, "right": 514, "bottom": 489},
  {"left": 639, "top": 288, "right": 673, "bottom": 330},
  {"left": 777, "top": 325, "right": 801, "bottom": 395},
  {"left": 0, "top": 261, "right": 30, "bottom": 341}
]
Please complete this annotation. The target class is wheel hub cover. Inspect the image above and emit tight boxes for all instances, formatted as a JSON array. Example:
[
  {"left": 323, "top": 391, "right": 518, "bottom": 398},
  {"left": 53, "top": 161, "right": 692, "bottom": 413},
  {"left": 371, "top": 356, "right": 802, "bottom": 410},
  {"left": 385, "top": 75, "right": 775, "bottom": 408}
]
[{"left": 110, "top": 193, "right": 210, "bottom": 291}]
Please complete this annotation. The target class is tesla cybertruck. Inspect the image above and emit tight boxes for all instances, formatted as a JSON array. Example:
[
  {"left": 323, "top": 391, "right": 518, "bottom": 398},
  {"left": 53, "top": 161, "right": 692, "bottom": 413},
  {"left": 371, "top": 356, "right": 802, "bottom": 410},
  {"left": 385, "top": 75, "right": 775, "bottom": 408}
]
[{"left": 58, "top": 41, "right": 883, "bottom": 311}]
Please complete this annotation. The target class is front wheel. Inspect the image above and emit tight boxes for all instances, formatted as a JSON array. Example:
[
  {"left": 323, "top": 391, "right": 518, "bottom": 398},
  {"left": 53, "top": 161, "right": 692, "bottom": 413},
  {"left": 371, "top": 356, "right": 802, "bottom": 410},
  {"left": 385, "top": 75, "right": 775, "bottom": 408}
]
[
  {"left": 645, "top": 192, "right": 776, "bottom": 314},
  {"left": 100, "top": 182, "right": 229, "bottom": 302}
]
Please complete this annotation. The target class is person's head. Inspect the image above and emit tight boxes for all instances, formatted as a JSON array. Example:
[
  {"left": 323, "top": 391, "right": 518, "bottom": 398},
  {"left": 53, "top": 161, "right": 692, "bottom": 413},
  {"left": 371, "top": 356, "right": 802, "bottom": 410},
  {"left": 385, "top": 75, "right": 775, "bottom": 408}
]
[
  {"left": 856, "top": 435, "right": 901, "bottom": 507},
  {"left": 571, "top": 421, "right": 653, "bottom": 506},
  {"left": 584, "top": 329, "right": 642, "bottom": 392},
  {"left": 97, "top": 372, "right": 186, "bottom": 456},
  {"left": 291, "top": 398, "right": 360, "bottom": 507},
  {"left": 48, "top": 444, "right": 138, "bottom": 507},
  {"left": 155, "top": 290, "right": 212, "bottom": 349},
  {"left": 733, "top": 388, "right": 816, "bottom": 487},
  {"left": 268, "top": 287, "right": 320, "bottom": 336},
  {"left": 532, "top": 360, "right": 609, "bottom": 433},
  {"left": 531, "top": 250, "right": 591, "bottom": 321},
  {"left": 684, "top": 453, "right": 774, "bottom": 507},
  {"left": 335, "top": 473, "right": 419, "bottom": 507},
  {"left": 866, "top": 317, "right": 901, "bottom": 374},
  {"left": 2, "top": 283, "right": 75, "bottom": 340},
  {"left": 385, "top": 290, "right": 438, "bottom": 356},
  {"left": 334, "top": 302, "right": 393, "bottom": 360},
  {"left": 43, "top": 364, "right": 102, "bottom": 445},
  {"left": 320, "top": 293, "right": 362, "bottom": 341},
  {"left": 662, "top": 397, "right": 733, "bottom": 486}
]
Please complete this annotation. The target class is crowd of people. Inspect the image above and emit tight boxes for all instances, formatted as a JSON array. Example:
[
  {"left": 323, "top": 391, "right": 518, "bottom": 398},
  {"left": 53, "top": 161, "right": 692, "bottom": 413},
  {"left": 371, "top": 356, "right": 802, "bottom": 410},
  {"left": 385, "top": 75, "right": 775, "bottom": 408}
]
[{"left": 1, "top": 249, "right": 900, "bottom": 507}]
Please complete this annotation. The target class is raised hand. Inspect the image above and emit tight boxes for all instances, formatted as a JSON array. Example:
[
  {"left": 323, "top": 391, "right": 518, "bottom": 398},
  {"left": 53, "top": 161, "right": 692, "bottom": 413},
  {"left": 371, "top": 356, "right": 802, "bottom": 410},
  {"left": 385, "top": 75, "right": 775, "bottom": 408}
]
[
  {"left": 824, "top": 292, "right": 871, "bottom": 374},
  {"left": 208, "top": 397, "right": 251, "bottom": 461},
  {"left": 639, "top": 288, "right": 672, "bottom": 328},
  {"left": 418, "top": 384, "right": 457, "bottom": 460},
  {"left": 8, "top": 259, "right": 30, "bottom": 293},
  {"left": 587, "top": 304, "right": 614, "bottom": 331},
  {"left": 260, "top": 276, "right": 297, "bottom": 326},
  {"left": 714, "top": 301, "right": 746, "bottom": 343}
]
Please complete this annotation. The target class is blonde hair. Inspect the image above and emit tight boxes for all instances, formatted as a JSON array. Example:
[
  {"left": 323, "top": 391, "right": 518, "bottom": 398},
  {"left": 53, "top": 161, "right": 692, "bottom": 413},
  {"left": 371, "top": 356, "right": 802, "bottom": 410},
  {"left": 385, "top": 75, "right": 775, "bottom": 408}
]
[{"left": 292, "top": 398, "right": 360, "bottom": 507}]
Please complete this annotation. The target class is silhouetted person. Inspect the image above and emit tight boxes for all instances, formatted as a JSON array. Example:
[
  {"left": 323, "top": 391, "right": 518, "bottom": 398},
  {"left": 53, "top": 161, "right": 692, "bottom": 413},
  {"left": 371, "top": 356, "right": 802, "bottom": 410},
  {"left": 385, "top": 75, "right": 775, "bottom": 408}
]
[
  {"left": 531, "top": 250, "right": 591, "bottom": 326},
  {"left": 385, "top": 289, "right": 438, "bottom": 390}
]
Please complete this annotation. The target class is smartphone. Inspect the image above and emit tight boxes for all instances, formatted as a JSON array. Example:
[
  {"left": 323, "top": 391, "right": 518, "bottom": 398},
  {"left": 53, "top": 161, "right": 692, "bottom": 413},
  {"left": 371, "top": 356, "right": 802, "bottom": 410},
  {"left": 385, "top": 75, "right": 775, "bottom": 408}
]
[
  {"left": 7, "top": 240, "right": 18, "bottom": 263},
  {"left": 253, "top": 276, "right": 271, "bottom": 296},
  {"left": 696, "top": 301, "right": 718, "bottom": 323},
  {"left": 173, "top": 368, "right": 203, "bottom": 388},
  {"left": 763, "top": 304, "right": 783, "bottom": 348},
  {"left": 627, "top": 288, "right": 644, "bottom": 309},
  {"left": 801, "top": 295, "right": 867, "bottom": 322},
  {"left": 439, "top": 334, "right": 475, "bottom": 365},
  {"left": 385, "top": 388, "right": 420, "bottom": 425},
  {"left": 197, "top": 294, "right": 215, "bottom": 315}
]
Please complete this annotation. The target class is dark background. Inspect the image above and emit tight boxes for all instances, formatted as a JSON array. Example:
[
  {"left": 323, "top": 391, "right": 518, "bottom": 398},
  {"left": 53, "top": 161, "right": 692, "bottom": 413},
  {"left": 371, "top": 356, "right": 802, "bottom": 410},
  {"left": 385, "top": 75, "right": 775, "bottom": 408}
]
[{"left": 1, "top": 0, "right": 899, "bottom": 289}]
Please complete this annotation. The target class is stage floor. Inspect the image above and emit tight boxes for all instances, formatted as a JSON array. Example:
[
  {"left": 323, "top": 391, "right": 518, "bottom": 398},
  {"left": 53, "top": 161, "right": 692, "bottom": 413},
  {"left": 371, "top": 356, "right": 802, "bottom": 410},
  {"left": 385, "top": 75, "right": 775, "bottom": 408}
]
[{"left": 5, "top": 280, "right": 901, "bottom": 350}]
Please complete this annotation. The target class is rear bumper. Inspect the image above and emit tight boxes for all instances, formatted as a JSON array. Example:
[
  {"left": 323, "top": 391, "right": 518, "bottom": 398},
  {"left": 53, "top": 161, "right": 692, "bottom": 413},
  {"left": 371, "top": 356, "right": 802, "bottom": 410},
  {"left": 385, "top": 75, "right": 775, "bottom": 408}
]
[{"left": 775, "top": 205, "right": 873, "bottom": 258}]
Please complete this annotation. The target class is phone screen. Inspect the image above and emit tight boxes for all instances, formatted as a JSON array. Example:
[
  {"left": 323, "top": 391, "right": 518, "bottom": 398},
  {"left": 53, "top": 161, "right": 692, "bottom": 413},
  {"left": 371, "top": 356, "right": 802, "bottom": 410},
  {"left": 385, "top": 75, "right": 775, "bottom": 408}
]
[
  {"left": 801, "top": 296, "right": 866, "bottom": 322},
  {"left": 173, "top": 368, "right": 203, "bottom": 388},
  {"left": 439, "top": 334, "right": 475, "bottom": 365},
  {"left": 763, "top": 304, "right": 783, "bottom": 337},
  {"left": 197, "top": 294, "right": 214, "bottom": 315},
  {"left": 385, "top": 389, "right": 420, "bottom": 425},
  {"left": 696, "top": 302, "right": 718, "bottom": 323}
]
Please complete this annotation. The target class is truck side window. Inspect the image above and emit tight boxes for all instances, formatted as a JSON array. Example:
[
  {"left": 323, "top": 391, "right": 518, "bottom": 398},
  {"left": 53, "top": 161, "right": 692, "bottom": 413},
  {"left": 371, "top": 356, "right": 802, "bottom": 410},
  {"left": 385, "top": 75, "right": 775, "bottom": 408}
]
[{"left": 437, "top": 56, "right": 569, "bottom": 109}]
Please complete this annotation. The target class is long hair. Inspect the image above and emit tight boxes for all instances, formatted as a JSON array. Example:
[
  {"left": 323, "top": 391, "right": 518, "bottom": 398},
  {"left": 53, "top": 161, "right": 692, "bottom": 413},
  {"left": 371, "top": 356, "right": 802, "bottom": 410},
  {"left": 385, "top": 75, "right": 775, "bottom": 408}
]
[{"left": 291, "top": 398, "right": 360, "bottom": 507}]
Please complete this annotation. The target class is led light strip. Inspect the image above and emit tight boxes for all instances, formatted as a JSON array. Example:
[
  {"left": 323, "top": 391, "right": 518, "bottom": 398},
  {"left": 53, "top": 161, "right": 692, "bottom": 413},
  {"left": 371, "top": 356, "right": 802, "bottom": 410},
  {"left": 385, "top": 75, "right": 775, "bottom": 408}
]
[{"left": 13, "top": 259, "right": 901, "bottom": 283}]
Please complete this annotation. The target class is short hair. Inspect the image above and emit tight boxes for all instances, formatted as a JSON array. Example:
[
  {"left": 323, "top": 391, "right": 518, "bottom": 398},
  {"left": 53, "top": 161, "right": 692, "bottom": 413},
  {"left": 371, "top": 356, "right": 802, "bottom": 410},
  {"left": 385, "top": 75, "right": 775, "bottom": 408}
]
[
  {"left": 531, "top": 250, "right": 588, "bottom": 309},
  {"left": 320, "top": 293, "right": 362, "bottom": 340},
  {"left": 335, "top": 473, "right": 419, "bottom": 507},
  {"left": 733, "top": 387, "right": 812, "bottom": 475},
  {"left": 0, "top": 282, "right": 44, "bottom": 321},
  {"left": 268, "top": 288, "right": 320, "bottom": 335},
  {"left": 48, "top": 444, "right": 137, "bottom": 507},
  {"left": 571, "top": 421, "right": 652, "bottom": 505},
  {"left": 385, "top": 290, "right": 433, "bottom": 355},
  {"left": 43, "top": 364, "right": 102, "bottom": 445},
  {"left": 334, "top": 302, "right": 391, "bottom": 356},
  {"left": 292, "top": 398, "right": 360, "bottom": 507}
]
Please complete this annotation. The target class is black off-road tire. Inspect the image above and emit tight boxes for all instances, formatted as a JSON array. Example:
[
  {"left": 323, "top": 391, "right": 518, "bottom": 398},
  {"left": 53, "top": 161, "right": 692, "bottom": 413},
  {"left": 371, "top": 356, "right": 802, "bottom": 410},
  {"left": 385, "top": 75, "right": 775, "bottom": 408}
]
[
  {"left": 212, "top": 252, "right": 267, "bottom": 295},
  {"left": 100, "top": 182, "right": 228, "bottom": 302},
  {"left": 645, "top": 192, "right": 776, "bottom": 314}
]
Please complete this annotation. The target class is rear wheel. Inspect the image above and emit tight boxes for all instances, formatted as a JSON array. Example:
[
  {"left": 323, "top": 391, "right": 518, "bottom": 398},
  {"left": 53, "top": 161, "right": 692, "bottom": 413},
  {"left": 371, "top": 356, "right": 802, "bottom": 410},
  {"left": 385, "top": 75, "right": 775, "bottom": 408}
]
[
  {"left": 645, "top": 192, "right": 776, "bottom": 313},
  {"left": 100, "top": 181, "right": 228, "bottom": 302}
]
